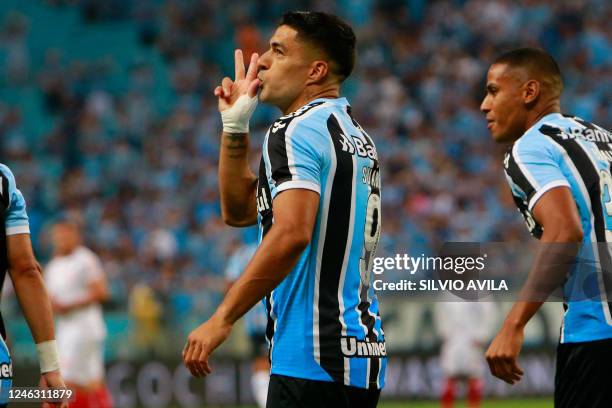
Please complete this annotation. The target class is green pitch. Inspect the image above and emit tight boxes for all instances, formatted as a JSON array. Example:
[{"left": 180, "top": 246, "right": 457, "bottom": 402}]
[
  {"left": 379, "top": 399, "right": 552, "bottom": 408},
  {"left": 217, "top": 399, "right": 552, "bottom": 408}
]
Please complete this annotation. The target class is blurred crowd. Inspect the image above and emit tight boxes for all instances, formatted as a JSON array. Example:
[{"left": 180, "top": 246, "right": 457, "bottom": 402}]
[{"left": 0, "top": 0, "right": 610, "bottom": 332}]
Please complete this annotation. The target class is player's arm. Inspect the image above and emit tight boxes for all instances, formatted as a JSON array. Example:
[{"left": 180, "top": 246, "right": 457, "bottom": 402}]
[
  {"left": 183, "top": 188, "right": 319, "bottom": 377},
  {"left": 215, "top": 49, "right": 261, "bottom": 227},
  {"left": 53, "top": 277, "right": 108, "bottom": 315},
  {"left": 8, "top": 234, "right": 67, "bottom": 401},
  {"left": 218, "top": 131, "right": 258, "bottom": 227},
  {"left": 53, "top": 251, "right": 109, "bottom": 314},
  {"left": 486, "top": 186, "right": 582, "bottom": 384},
  {"left": 8, "top": 234, "right": 56, "bottom": 345}
]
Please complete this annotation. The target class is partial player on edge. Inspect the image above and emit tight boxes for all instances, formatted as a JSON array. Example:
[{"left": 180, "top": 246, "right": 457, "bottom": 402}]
[
  {"left": 481, "top": 47, "right": 612, "bottom": 407},
  {"left": 0, "top": 163, "right": 68, "bottom": 408}
]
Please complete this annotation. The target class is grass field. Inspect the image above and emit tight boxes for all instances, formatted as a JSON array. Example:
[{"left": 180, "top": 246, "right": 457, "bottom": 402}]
[
  {"left": 219, "top": 399, "right": 552, "bottom": 408},
  {"left": 378, "top": 399, "right": 552, "bottom": 407}
]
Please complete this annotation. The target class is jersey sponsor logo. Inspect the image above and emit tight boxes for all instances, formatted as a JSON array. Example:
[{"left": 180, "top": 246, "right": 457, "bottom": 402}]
[
  {"left": 557, "top": 125, "right": 612, "bottom": 143},
  {"left": 544, "top": 123, "right": 612, "bottom": 162},
  {"left": 256, "top": 187, "right": 270, "bottom": 212},
  {"left": 271, "top": 121, "right": 286, "bottom": 134},
  {"left": 338, "top": 132, "right": 378, "bottom": 160},
  {"left": 340, "top": 336, "right": 387, "bottom": 358},
  {"left": 0, "top": 362, "right": 12, "bottom": 379}
]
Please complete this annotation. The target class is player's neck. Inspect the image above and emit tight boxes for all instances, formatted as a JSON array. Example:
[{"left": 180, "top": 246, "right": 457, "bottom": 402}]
[
  {"left": 525, "top": 100, "right": 561, "bottom": 132},
  {"left": 282, "top": 85, "right": 340, "bottom": 115}
]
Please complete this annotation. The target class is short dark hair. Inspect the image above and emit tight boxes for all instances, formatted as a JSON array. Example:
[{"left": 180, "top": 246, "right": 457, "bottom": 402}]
[
  {"left": 493, "top": 47, "right": 563, "bottom": 96},
  {"left": 279, "top": 11, "right": 356, "bottom": 81}
]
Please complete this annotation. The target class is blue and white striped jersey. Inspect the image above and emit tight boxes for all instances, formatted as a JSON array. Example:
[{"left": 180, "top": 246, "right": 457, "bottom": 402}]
[
  {"left": 0, "top": 163, "right": 29, "bottom": 401},
  {"left": 0, "top": 164, "right": 29, "bottom": 237},
  {"left": 256, "top": 97, "right": 386, "bottom": 389},
  {"left": 0, "top": 164, "right": 30, "bottom": 331},
  {"left": 504, "top": 113, "right": 612, "bottom": 343}
]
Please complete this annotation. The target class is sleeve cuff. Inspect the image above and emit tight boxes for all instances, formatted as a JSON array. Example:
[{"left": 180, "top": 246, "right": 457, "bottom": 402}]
[
  {"left": 275, "top": 180, "right": 321, "bottom": 196},
  {"left": 528, "top": 180, "right": 571, "bottom": 211},
  {"left": 6, "top": 225, "right": 30, "bottom": 236}
]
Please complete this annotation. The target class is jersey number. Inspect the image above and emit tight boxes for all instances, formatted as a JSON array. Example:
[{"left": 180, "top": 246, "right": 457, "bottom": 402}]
[
  {"left": 360, "top": 191, "right": 381, "bottom": 289},
  {"left": 599, "top": 170, "right": 612, "bottom": 241}
]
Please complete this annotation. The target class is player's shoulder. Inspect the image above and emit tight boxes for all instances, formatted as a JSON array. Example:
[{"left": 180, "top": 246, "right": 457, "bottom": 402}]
[
  {"left": 0, "top": 163, "right": 16, "bottom": 184},
  {"left": 270, "top": 102, "right": 323, "bottom": 135},
  {"left": 46, "top": 256, "right": 59, "bottom": 268},
  {"left": 0, "top": 163, "right": 16, "bottom": 207},
  {"left": 75, "top": 246, "right": 100, "bottom": 262},
  {"left": 521, "top": 112, "right": 599, "bottom": 145},
  {"left": 511, "top": 116, "right": 567, "bottom": 159},
  {"left": 268, "top": 102, "right": 335, "bottom": 156},
  {"left": 269, "top": 98, "right": 347, "bottom": 137}
]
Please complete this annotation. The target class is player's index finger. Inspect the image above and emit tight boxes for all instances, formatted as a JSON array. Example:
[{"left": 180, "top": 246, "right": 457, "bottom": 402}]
[{"left": 234, "top": 49, "right": 245, "bottom": 80}]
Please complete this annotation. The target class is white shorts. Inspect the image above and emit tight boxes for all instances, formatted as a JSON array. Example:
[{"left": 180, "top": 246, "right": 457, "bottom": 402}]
[
  {"left": 57, "top": 329, "right": 105, "bottom": 385},
  {"left": 440, "top": 339, "right": 484, "bottom": 378}
]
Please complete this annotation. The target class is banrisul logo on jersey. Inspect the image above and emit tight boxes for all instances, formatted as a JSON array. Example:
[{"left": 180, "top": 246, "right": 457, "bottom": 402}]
[
  {"left": 0, "top": 362, "right": 12, "bottom": 379},
  {"left": 337, "top": 132, "right": 377, "bottom": 160},
  {"left": 341, "top": 337, "right": 387, "bottom": 358}
]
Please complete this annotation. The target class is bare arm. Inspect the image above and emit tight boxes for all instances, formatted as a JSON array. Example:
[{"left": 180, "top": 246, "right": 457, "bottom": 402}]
[
  {"left": 215, "top": 189, "right": 319, "bottom": 324},
  {"left": 214, "top": 49, "right": 261, "bottom": 227},
  {"left": 7, "top": 233, "right": 56, "bottom": 343},
  {"left": 183, "top": 189, "right": 319, "bottom": 376},
  {"left": 218, "top": 131, "right": 258, "bottom": 226},
  {"left": 486, "top": 186, "right": 583, "bottom": 384}
]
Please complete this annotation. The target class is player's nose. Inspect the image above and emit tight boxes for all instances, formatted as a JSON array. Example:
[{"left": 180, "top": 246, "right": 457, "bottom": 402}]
[
  {"left": 257, "top": 50, "right": 271, "bottom": 71},
  {"left": 480, "top": 96, "right": 491, "bottom": 113}
]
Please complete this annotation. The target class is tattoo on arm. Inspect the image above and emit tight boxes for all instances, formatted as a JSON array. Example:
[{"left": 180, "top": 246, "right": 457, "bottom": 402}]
[{"left": 223, "top": 134, "right": 248, "bottom": 159}]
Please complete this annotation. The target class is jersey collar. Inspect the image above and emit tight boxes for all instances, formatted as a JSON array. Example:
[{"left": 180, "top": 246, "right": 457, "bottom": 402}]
[{"left": 307, "top": 97, "right": 349, "bottom": 107}]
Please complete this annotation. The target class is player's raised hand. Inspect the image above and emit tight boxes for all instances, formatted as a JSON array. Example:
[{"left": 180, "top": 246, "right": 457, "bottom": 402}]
[
  {"left": 214, "top": 49, "right": 261, "bottom": 112},
  {"left": 485, "top": 323, "right": 525, "bottom": 385},
  {"left": 182, "top": 315, "right": 232, "bottom": 377}
]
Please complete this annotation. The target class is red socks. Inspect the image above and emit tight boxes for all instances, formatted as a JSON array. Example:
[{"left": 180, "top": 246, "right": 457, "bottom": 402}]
[
  {"left": 441, "top": 378, "right": 482, "bottom": 408},
  {"left": 467, "top": 378, "right": 483, "bottom": 408},
  {"left": 441, "top": 378, "right": 456, "bottom": 408},
  {"left": 69, "top": 386, "right": 113, "bottom": 408}
]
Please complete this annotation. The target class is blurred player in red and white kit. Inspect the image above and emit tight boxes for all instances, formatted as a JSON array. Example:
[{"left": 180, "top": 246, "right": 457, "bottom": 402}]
[
  {"left": 434, "top": 302, "right": 496, "bottom": 408},
  {"left": 44, "top": 220, "right": 112, "bottom": 408}
]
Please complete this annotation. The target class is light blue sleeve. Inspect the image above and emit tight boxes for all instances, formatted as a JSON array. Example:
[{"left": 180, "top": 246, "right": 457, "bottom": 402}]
[
  {"left": 509, "top": 134, "right": 570, "bottom": 211},
  {"left": 267, "top": 120, "right": 325, "bottom": 199},
  {"left": 0, "top": 164, "right": 30, "bottom": 236}
]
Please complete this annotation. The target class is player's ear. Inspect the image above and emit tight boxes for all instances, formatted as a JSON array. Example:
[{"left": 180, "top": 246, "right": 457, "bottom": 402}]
[
  {"left": 306, "top": 60, "right": 329, "bottom": 85},
  {"left": 523, "top": 79, "right": 540, "bottom": 104}
]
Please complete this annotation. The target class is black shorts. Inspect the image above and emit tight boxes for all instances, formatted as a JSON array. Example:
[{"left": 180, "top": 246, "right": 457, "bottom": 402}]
[
  {"left": 266, "top": 374, "right": 380, "bottom": 408},
  {"left": 555, "top": 338, "right": 612, "bottom": 408}
]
